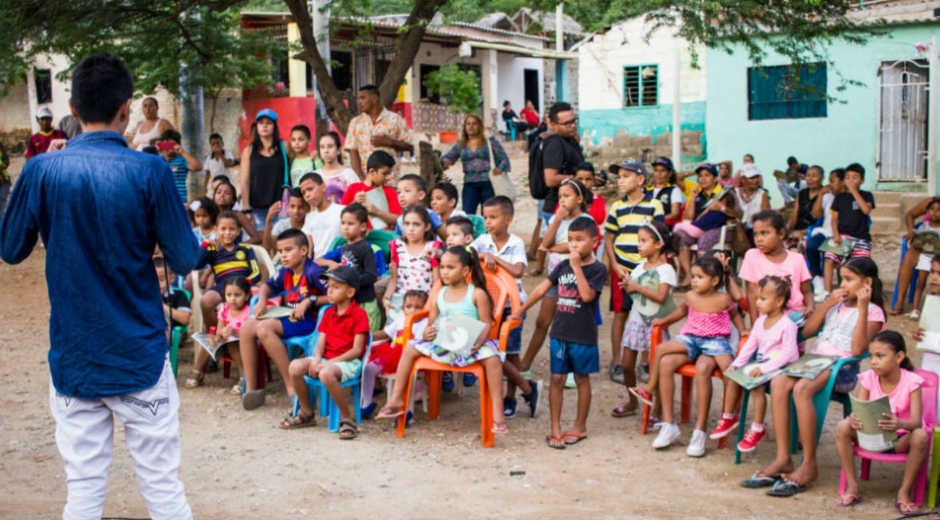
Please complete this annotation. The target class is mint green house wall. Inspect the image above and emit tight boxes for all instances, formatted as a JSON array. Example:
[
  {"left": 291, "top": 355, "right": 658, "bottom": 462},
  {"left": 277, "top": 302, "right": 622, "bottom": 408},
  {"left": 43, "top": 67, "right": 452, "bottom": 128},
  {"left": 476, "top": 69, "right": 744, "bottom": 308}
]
[{"left": 705, "top": 23, "right": 940, "bottom": 206}]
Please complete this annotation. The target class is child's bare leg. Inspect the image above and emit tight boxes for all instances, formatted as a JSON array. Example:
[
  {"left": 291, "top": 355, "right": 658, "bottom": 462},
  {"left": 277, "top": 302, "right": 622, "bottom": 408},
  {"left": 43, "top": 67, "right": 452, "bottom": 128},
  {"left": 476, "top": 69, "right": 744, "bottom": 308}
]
[
  {"left": 694, "top": 356, "right": 718, "bottom": 431},
  {"left": 786, "top": 373, "right": 830, "bottom": 485},
  {"left": 835, "top": 418, "right": 860, "bottom": 496},
  {"left": 383, "top": 344, "right": 422, "bottom": 410},
  {"left": 892, "top": 249, "right": 920, "bottom": 313},
  {"left": 255, "top": 319, "right": 293, "bottom": 397},
  {"left": 239, "top": 318, "right": 261, "bottom": 392},
  {"left": 318, "top": 363, "right": 351, "bottom": 420},
  {"left": 528, "top": 219, "right": 541, "bottom": 259},
  {"left": 721, "top": 379, "right": 742, "bottom": 416},
  {"left": 226, "top": 344, "right": 244, "bottom": 377},
  {"left": 896, "top": 428, "right": 929, "bottom": 504},
  {"left": 619, "top": 348, "right": 639, "bottom": 411},
  {"left": 503, "top": 357, "right": 532, "bottom": 396},
  {"left": 823, "top": 258, "right": 835, "bottom": 293},
  {"left": 481, "top": 357, "right": 506, "bottom": 425},
  {"left": 549, "top": 373, "right": 565, "bottom": 438},
  {"left": 752, "top": 387, "right": 767, "bottom": 425},
  {"left": 641, "top": 340, "right": 689, "bottom": 396},
  {"left": 913, "top": 271, "right": 929, "bottom": 314},
  {"left": 200, "top": 290, "right": 221, "bottom": 330},
  {"left": 520, "top": 298, "right": 556, "bottom": 371},
  {"left": 570, "top": 374, "right": 591, "bottom": 435},
  {"left": 192, "top": 345, "right": 210, "bottom": 374},
  {"left": 759, "top": 374, "right": 797, "bottom": 477},
  {"left": 658, "top": 354, "right": 691, "bottom": 424},
  {"left": 678, "top": 247, "right": 692, "bottom": 286},
  {"left": 289, "top": 359, "right": 314, "bottom": 417},
  {"left": 610, "top": 311, "right": 627, "bottom": 369}
]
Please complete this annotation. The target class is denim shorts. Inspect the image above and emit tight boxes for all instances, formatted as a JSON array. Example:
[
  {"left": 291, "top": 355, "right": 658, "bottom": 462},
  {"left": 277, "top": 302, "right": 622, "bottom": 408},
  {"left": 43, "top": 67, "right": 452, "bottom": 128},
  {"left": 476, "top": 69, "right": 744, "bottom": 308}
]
[
  {"left": 833, "top": 362, "right": 860, "bottom": 394},
  {"left": 674, "top": 334, "right": 734, "bottom": 361},
  {"left": 503, "top": 307, "right": 524, "bottom": 355},
  {"left": 550, "top": 338, "right": 599, "bottom": 376}
]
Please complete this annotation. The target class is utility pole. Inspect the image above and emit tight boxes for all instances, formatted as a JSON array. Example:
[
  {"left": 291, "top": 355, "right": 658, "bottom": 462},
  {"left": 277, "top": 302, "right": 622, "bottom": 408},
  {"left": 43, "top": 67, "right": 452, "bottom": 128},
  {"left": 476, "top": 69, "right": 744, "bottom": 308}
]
[
  {"left": 672, "top": 50, "right": 681, "bottom": 174},
  {"left": 311, "top": 0, "right": 331, "bottom": 136},
  {"left": 927, "top": 35, "right": 938, "bottom": 195},
  {"left": 180, "top": 7, "right": 206, "bottom": 198}
]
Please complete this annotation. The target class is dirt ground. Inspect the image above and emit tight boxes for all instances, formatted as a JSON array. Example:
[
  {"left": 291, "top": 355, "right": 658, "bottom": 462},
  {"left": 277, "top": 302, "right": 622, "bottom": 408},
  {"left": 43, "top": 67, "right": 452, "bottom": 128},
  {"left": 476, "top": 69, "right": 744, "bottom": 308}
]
[{"left": 0, "top": 150, "right": 923, "bottom": 520}]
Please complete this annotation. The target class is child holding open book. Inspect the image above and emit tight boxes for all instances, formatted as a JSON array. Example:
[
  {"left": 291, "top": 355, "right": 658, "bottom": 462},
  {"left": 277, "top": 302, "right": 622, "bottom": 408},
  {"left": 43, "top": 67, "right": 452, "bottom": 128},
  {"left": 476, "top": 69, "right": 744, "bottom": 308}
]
[{"left": 835, "top": 331, "right": 926, "bottom": 513}]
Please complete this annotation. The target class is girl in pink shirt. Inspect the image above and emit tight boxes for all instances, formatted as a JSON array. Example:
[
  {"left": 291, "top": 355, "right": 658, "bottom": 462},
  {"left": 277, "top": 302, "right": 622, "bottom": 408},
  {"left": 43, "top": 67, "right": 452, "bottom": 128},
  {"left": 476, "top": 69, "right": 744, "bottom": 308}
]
[
  {"left": 739, "top": 211, "right": 814, "bottom": 325},
  {"left": 711, "top": 276, "right": 800, "bottom": 453},
  {"left": 216, "top": 277, "right": 251, "bottom": 395},
  {"left": 835, "top": 331, "right": 927, "bottom": 512}
]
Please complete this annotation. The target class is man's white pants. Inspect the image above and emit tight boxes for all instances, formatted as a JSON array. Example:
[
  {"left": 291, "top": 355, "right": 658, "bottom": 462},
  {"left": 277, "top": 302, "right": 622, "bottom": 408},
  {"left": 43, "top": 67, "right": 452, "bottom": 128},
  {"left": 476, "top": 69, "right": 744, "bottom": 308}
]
[{"left": 49, "top": 358, "right": 193, "bottom": 520}]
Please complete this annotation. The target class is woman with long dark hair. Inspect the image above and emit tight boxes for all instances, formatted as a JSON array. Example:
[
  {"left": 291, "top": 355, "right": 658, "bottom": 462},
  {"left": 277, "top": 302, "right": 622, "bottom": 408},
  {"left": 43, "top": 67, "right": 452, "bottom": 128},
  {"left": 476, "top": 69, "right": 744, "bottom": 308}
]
[
  {"left": 240, "top": 108, "right": 287, "bottom": 230},
  {"left": 440, "top": 114, "right": 511, "bottom": 215}
]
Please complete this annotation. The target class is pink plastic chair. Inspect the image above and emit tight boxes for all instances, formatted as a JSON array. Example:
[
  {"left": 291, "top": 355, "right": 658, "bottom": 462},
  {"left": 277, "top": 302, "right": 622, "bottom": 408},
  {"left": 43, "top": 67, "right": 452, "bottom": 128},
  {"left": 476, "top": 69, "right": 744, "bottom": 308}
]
[{"left": 838, "top": 369, "right": 938, "bottom": 506}]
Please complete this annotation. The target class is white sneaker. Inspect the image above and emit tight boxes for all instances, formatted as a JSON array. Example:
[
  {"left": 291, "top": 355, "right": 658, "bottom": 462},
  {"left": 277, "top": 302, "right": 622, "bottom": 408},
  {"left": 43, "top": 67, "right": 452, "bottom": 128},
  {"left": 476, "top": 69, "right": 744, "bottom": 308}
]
[
  {"left": 652, "top": 422, "right": 681, "bottom": 449},
  {"left": 812, "top": 276, "right": 824, "bottom": 294},
  {"left": 687, "top": 429, "right": 707, "bottom": 457},
  {"left": 814, "top": 290, "right": 829, "bottom": 303}
]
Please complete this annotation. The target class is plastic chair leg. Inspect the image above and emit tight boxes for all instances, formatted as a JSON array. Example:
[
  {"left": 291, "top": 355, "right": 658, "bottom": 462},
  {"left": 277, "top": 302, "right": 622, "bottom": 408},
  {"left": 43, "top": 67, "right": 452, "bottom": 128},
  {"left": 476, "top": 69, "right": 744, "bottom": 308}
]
[
  {"left": 353, "top": 385, "right": 362, "bottom": 425},
  {"left": 479, "top": 370, "right": 494, "bottom": 448},
  {"left": 427, "top": 371, "right": 443, "bottom": 420},
  {"left": 928, "top": 427, "right": 940, "bottom": 507},
  {"left": 397, "top": 367, "right": 417, "bottom": 438},
  {"left": 170, "top": 328, "right": 180, "bottom": 377},
  {"left": 860, "top": 458, "right": 871, "bottom": 481},
  {"left": 734, "top": 389, "right": 752, "bottom": 464},
  {"left": 680, "top": 375, "right": 692, "bottom": 424}
]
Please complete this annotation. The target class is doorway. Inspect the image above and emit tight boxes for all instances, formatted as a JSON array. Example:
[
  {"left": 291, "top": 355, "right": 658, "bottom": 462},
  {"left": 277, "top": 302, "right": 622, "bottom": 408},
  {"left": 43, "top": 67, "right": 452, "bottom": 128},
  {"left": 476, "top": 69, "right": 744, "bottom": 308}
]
[
  {"left": 524, "top": 69, "right": 540, "bottom": 112},
  {"left": 877, "top": 59, "right": 929, "bottom": 182}
]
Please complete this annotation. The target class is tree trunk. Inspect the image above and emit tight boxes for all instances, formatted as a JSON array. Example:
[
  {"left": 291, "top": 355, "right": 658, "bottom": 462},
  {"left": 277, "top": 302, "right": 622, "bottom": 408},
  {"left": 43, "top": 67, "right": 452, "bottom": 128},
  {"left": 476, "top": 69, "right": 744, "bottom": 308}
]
[{"left": 281, "top": 0, "right": 447, "bottom": 134}]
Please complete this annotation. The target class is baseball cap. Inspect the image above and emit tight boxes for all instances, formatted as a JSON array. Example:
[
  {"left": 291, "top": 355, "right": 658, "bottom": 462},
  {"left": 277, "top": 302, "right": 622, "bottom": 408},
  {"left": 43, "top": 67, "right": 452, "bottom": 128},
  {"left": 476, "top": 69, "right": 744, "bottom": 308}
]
[
  {"left": 695, "top": 163, "right": 718, "bottom": 177},
  {"left": 36, "top": 106, "right": 53, "bottom": 119},
  {"left": 740, "top": 164, "right": 762, "bottom": 178},
  {"left": 254, "top": 108, "right": 278, "bottom": 122},
  {"left": 651, "top": 156, "right": 674, "bottom": 171},
  {"left": 608, "top": 159, "right": 648, "bottom": 177},
  {"left": 320, "top": 265, "right": 360, "bottom": 290}
]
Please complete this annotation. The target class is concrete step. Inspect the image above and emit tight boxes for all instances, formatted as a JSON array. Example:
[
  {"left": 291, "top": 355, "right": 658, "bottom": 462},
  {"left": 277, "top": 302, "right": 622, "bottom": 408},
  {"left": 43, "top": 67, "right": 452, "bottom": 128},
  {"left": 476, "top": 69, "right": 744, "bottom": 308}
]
[
  {"left": 874, "top": 191, "right": 903, "bottom": 205},
  {"left": 871, "top": 215, "right": 904, "bottom": 235},
  {"left": 871, "top": 202, "right": 901, "bottom": 219}
]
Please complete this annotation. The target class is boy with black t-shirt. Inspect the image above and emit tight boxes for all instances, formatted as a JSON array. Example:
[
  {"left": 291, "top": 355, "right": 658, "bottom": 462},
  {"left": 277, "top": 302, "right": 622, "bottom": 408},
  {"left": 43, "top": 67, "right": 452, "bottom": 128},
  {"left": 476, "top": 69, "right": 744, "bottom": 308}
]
[
  {"left": 511, "top": 218, "right": 608, "bottom": 449},
  {"left": 823, "top": 163, "right": 875, "bottom": 295}
]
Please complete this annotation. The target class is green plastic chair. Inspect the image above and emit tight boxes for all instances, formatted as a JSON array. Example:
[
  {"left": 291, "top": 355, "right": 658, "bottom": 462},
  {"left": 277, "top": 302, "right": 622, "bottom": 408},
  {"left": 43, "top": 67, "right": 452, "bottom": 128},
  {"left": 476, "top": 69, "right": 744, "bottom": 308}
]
[
  {"left": 328, "top": 229, "right": 397, "bottom": 264},
  {"left": 167, "top": 288, "right": 191, "bottom": 377},
  {"left": 927, "top": 426, "right": 940, "bottom": 507},
  {"left": 468, "top": 214, "right": 486, "bottom": 238}
]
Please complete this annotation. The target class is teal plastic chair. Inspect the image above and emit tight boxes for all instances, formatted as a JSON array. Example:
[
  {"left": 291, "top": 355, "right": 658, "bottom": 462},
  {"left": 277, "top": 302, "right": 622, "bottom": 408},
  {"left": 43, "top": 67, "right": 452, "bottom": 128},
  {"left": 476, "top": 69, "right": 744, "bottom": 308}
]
[
  {"left": 468, "top": 214, "right": 486, "bottom": 238},
  {"left": 329, "top": 229, "right": 397, "bottom": 263},
  {"left": 167, "top": 288, "right": 191, "bottom": 377}
]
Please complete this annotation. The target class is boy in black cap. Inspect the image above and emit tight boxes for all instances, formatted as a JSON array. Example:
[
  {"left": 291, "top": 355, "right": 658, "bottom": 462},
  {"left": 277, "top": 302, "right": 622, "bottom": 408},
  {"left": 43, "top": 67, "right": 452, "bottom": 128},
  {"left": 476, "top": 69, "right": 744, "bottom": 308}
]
[{"left": 281, "top": 266, "right": 370, "bottom": 439}]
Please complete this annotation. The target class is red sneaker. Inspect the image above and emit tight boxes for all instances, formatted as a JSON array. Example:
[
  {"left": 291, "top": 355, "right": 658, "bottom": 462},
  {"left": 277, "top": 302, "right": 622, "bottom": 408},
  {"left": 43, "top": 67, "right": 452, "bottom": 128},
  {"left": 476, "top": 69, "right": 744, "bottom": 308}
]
[
  {"left": 737, "top": 428, "right": 767, "bottom": 452},
  {"left": 708, "top": 416, "right": 739, "bottom": 440}
]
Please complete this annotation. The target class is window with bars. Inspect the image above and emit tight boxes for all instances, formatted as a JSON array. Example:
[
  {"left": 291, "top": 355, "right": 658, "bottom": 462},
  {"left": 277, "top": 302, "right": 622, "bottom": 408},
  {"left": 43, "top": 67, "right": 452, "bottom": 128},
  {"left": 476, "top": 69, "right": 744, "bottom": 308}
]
[
  {"left": 623, "top": 65, "right": 658, "bottom": 108},
  {"left": 35, "top": 69, "right": 52, "bottom": 104},
  {"left": 747, "top": 63, "right": 827, "bottom": 120}
]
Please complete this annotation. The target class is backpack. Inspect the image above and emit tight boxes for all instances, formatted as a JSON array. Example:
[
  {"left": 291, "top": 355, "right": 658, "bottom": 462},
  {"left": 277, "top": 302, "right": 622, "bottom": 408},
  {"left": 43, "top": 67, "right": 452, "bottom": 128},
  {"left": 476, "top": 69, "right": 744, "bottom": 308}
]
[{"left": 528, "top": 133, "right": 555, "bottom": 200}]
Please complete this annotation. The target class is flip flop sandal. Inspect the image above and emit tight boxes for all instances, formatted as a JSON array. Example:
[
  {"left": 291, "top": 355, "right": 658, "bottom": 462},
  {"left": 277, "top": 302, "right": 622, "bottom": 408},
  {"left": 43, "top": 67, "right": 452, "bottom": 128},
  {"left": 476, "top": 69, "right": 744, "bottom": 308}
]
[
  {"left": 836, "top": 493, "right": 863, "bottom": 507},
  {"left": 545, "top": 434, "right": 566, "bottom": 450},
  {"left": 740, "top": 473, "right": 781, "bottom": 489},
  {"left": 562, "top": 432, "right": 587, "bottom": 445},
  {"left": 242, "top": 389, "right": 266, "bottom": 411},
  {"left": 184, "top": 370, "right": 204, "bottom": 389},
  {"left": 628, "top": 387, "right": 655, "bottom": 407},
  {"left": 766, "top": 480, "right": 806, "bottom": 497},
  {"left": 491, "top": 420, "right": 509, "bottom": 434},
  {"left": 375, "top": 406, "right": 404, "bottom": 420},
  {"left": 229, "top": 384, "right": 242, "bottom": 396},
  {"left": 279, "top": 409, "right": 316, "bottom": 430},
  {"left": 338, "top": 418, "right": 359, "bottom": 440},
  {"left": 895, "top": 500, "right": 919, "bottom": 514},
  {"left": 611, "top": 405, "right": 637, "bottom": 418}
]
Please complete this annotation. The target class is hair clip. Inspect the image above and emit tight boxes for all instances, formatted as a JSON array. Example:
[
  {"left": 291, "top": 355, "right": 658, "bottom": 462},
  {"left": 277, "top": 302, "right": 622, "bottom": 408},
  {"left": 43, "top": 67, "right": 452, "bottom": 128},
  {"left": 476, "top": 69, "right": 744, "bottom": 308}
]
[{"left": 188, "top": 200, "right": 202, "bottom": 212}]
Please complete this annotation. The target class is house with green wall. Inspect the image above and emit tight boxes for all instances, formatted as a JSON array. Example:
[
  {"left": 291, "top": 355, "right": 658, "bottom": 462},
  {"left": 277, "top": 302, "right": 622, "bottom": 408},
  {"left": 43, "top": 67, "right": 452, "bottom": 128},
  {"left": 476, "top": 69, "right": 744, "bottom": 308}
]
[{"left": 704, "top": 0, "right": 939, "bottom": 207}]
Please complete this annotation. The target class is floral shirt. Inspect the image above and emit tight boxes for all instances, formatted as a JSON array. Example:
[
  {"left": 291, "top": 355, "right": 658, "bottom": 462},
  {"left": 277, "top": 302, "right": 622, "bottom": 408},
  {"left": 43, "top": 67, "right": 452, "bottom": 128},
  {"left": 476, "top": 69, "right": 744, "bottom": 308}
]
[
  {"left": 344, "top": 109, "right": 411, "bottom": 181},
  {"left": 390, "top": 238, "right": 441, "bottom": 295},
  {"left": 441, "top": 137, "right": 511, "bottom": 184}
]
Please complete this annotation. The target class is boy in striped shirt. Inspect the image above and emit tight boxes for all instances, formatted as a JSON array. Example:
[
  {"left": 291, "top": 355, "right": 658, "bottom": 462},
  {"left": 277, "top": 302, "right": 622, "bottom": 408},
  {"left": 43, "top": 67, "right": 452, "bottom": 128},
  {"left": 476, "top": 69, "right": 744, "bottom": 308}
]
[{"left": 604, "top": 159, "right": 664, "bottom": 384}]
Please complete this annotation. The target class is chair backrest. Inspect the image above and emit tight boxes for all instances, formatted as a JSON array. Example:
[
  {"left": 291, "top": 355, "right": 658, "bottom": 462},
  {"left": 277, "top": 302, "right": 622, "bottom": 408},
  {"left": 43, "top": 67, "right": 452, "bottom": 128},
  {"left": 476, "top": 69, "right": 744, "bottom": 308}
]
[
  {"left": 482, "top": 267, "right": 521, "bottom": 341},
  {"left": 366, "top": 229, "right": 397, "bottom": 262},
  {"left": 915, "top": 368, "right": 938, "bottom": 430},
  {"left": 467, "top": 214, "right": 486, "bottom": 238},
  {"left": 250, "top": 244, "right": 277, "bottom": 282}
]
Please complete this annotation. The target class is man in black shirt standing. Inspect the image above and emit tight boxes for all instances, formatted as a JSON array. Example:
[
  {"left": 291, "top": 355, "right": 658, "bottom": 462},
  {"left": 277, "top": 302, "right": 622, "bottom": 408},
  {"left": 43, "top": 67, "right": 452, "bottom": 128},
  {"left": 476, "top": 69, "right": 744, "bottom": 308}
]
[{"left": 541, "top": 102, "right": 584, "bottom": 221}]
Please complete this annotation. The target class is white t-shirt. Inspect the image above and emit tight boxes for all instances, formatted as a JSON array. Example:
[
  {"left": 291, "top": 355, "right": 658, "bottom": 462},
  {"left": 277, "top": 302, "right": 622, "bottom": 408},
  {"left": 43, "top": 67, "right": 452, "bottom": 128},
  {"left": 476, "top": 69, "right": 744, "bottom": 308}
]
[
  {"left": 811, "top": 193, "right": 835, "bottom": 238},
  {"left": 302, "top": 202, "right": 345, "bottom": 258},
  {"left": 627, "top": 262, "right": 678, "bottom": 322},
  {"left": 270, "top": 218, "right": 294, "bottom": 237},
  {"left": 471, "top": 233, "right": 527, "bottom": 301},
  {"left": 204, "top": 151, "right": 235, "bottom": 184}
]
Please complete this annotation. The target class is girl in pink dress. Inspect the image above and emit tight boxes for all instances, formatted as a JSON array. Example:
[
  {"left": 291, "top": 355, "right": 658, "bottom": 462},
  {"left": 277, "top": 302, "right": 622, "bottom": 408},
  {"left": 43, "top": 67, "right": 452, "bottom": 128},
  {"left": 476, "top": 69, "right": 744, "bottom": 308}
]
[
  {"left": 835, "top": 331, "right": 927, "bottom": 513},
  {"left": 216, "top": 277, "right": 252, "bottom": 395},
  {"left": 383, "top": 207, "right": 441, "bottom": 311}
]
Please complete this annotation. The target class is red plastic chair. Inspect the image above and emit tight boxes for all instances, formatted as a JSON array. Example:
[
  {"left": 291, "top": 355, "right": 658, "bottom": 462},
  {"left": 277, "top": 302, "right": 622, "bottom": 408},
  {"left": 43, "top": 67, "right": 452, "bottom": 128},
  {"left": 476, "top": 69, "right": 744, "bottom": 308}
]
[
  {"left": 641, "top": 325, "right": 748, "bottom": 449},
  {"left": 219, "top": 295, "right": 282, "bottom": 389},
  {"left": 396, "top": 266, "right": 522, "bottom": 447},
  {"left": 838, "top": 369, "right": 937, "bottom": 506}
]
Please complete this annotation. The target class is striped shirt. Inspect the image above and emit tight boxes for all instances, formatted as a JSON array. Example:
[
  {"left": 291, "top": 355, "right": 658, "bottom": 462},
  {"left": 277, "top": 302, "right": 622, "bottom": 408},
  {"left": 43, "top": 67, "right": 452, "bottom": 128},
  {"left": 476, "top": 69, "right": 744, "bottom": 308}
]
[
  {"left": 605, "top": 194, "right": 664, "bottom": 270},
  {"left": 199, "top": 243, "right": 261, "bottom": 287},
  {"left": 167, "top": 155, "right": 189, "bottom": 204}
]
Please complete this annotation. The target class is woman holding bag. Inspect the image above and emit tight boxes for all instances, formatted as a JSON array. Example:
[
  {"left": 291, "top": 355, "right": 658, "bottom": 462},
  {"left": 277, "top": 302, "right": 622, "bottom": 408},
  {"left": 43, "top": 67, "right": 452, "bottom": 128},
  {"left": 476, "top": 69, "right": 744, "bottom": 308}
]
[
  {"left": 441, "top": 114, "right": 512, "bottom": 215},
  {"left": 240, "top": 108, "right": 289, "bottom": 231}
]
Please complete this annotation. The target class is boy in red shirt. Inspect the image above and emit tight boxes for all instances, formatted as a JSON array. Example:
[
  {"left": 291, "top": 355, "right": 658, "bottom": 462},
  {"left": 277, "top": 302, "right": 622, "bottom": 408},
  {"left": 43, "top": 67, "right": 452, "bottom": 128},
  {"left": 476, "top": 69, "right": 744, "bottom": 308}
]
[
  {"left": 342, "top": 150, "right": 401, "bottom": 230},
  {"left": 281, "top": 265, "right": 370, "bottom": 439},
  {"left": 25, "top": 107, "right": 68, "bottom": 159}
]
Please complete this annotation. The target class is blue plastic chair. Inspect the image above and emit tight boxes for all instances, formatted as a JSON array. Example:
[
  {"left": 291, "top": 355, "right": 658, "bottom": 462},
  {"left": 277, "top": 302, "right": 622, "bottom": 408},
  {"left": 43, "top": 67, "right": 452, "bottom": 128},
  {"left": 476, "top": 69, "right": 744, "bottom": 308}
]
[
  {"left": 324, "top": 240, "right": 389, "bottom": 277},
  {"left": 891, "top": 238, "right": 919, "bottom": 309}
]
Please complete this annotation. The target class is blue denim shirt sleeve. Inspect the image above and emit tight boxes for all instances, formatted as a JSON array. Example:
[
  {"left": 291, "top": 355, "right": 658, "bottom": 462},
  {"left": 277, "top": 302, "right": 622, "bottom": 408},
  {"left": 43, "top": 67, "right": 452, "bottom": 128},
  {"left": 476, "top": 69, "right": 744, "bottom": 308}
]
[{"left": 0, "top": 161, "right": 41, "bottom": 263}]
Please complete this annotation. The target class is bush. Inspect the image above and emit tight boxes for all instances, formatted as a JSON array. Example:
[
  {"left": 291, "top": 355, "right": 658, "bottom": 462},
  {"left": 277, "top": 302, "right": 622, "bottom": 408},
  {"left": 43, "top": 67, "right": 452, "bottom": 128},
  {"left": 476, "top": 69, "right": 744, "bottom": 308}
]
[{"left": 425, "top": 63, "right": 481, "bottom": 116}]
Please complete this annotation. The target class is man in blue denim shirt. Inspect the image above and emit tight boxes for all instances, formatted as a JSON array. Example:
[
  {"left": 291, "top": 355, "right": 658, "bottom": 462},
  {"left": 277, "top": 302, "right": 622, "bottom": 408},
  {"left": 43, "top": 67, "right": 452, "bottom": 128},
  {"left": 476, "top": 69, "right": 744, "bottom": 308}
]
[{"left": 0, "top": 55, "right": 198, "bottom": 520}]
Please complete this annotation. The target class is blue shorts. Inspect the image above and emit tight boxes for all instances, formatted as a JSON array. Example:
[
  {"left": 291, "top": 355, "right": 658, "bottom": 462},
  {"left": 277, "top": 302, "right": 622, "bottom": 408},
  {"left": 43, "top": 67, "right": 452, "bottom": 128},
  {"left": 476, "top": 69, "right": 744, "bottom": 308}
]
[
  {"left": 674, "top": 334, "right": 734, "bottom": 361},
  {"left": 503, "top": 307, "right": 524, "bottom": 355},
  {"left": 280, "top": 315, "right": 316, "bottom": 338},
  {"left": 550, "top": 338, "right": 599, "bottom": 376},
  {"left": 833, "top": 362, "right": 860, "bottom": 394}
]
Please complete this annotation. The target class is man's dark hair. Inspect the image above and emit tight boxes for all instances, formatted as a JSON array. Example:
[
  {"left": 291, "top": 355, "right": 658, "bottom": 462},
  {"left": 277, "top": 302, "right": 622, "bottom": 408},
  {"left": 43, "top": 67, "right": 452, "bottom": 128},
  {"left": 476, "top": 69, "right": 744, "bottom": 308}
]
[
  {"left": 289, "top": 187, "right": 304, "bottom": 201},
  {"left": 366, "top": 150, "right": 396, "bottom": 171},
  {"left": 548, "top": 102, "right": 573, "bottom": 123},
  {"left": 399, "top": 173, "right": 427, "bottom": 193},
  {"left": 209, "top": 133, "right": 223, "bottom": 143},
  {"left": 433, "top": 182, "right": 458, "bottom": 202},
  {"left": 298, "top": 172, "right": 324, "bottom": 186},
  {"left": 482, "top": 195, "right": 514, "bottom": 217},
  {"left": 276, "top": 228, "right": 308, "bottom": 249},
  {"left": 342, "top": 202, "right": 369, "bottom": 224},
  {"left": 831, "top": 167, "right": 846, "bottom": 181},
  {"left": 160, "top": 129, "right": 182, "bottom": 145},
  {"left": 568, "top": 216, "right": 598, "bottom": 237},
  {"left": 291, "top": 124, "right": 311, "bottom": 139},
  {"left": 787, "top": 156, "right": 798, "bottom": 166},
  {"left": 359, "top": 84, "right": 380, "bottom": 97},
  {"left": 446, "top": 216, "right": 474, "bottom": 237},
  {"left": 71, "top": 54, "right": 133, "bottom": 124},
  {"left": 846, "top": 162, "right": 866, "bottom": 179}
]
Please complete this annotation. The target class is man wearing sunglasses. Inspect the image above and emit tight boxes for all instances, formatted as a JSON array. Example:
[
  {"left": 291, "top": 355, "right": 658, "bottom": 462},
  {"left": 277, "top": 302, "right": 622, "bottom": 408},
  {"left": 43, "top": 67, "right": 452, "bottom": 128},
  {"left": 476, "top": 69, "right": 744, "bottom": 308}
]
[{"left": 541, "top": 102, "right": 584, "bottom": 223}]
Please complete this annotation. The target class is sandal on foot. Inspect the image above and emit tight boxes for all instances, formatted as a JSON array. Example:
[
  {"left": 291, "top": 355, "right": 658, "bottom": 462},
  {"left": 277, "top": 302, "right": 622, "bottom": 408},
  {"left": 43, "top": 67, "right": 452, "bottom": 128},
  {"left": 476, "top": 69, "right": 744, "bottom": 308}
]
[
  {"left": 229, "top": 384, "right": 242, "bottom": 396},
  {"left": 836, "top": 493, "right": 863, "bottom": 507},
  {"left": 491, "top": 420, "right": 509, "bottom": 434},
  {"left": 546, "top": 434, "right": 566, "bottom": 449},
  {"left": 242, "top": 389, "right": 266, "bottom": 411},
  {"left": 338, "top": 418, "right": 359, "bottom": 440},
  {"left": 375, "top": 406, "right": 404, "bottom": 420},
  {"left": 184, "top": 370, "right": 204, "bottom": 389},
  {"left": 628, "top": 386, "right": 654, "bottom": 407},
  {"left": 279, "top": 409, "right": 316, "bottom": 430},
  {"left": 611, "top": 404, "right": 637, "bottom": 418},
  {"left": 767, "top": 480, "right": 806, "bottom": 497},
  {"left": 740, "top": 473, "right": 780, "bottom": 489},
  {"left": 906, "top": 310, "right": 921, "bottom": 320},
  {"left": 895, "top": 500, "right": 919, "bottom": 514},
  {"left": 562, "top": 431, "right": 587, "bottom": 445}
]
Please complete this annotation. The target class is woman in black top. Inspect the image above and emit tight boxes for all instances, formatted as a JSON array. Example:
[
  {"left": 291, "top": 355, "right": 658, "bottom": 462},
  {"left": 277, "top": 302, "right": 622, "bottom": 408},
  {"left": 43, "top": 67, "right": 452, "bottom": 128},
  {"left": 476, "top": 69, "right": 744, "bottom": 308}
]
[
  {"left": 240, "top": 108, "right": 287, "bottom": 231},
  {"left": 787, "top": 165, "right": 824, "bottom": 240}
]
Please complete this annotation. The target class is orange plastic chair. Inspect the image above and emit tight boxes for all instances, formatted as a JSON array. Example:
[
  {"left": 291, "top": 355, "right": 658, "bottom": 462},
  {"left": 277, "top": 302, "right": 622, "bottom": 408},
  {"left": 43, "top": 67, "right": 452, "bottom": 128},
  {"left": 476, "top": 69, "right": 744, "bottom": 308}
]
[
  {"left": 640, "top": 325, "right": 748, "bottom": 449},
  {"left": 395, "top": 265, "right": 522, "bottom": 447}
]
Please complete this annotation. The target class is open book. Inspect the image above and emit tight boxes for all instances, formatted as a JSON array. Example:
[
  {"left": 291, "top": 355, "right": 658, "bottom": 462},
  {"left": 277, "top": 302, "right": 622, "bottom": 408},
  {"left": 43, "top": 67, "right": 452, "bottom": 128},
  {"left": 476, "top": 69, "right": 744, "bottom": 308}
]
[
  {"left": 913, "top": 230, "right": 940, "bottom": 254},
  {"left": 434, "top": 311, "right": 486, "bottom": 358},
  {"left": 724, "top": 363, "right": 782, "bottom": 390},
  {"left": 849, "top": 394, "right": 897, "bottom": 452},
  {"left": 773, "top": 169, "right": 802, "bottom": 183},
  {"left": 781, "top": 353, "right": 837, "bottom": 380},
  {"left": 710, "top": 184, "right": 735, "bottom": 204},
  {"left": 819, "top": 237, "right": 855, "bottom": 257},
  {"left": 192, "top": 332, "right": 238, "bottom": 361},
  {"left": 365, "top": 187, "right": 390, "bottom": 230},
  {"left": 917, "top": 295, "right": 940, "bottom": 353},
  {"left": 257, "top": 306, "right": 293, "bottom": 320}
]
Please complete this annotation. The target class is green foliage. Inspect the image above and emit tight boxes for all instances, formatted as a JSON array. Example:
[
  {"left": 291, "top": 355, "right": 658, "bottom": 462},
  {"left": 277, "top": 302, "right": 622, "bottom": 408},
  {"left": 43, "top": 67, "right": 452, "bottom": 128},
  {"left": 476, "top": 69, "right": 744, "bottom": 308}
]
[{"left": 425, "top": 63, "right": 481, "bottom": 116}]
